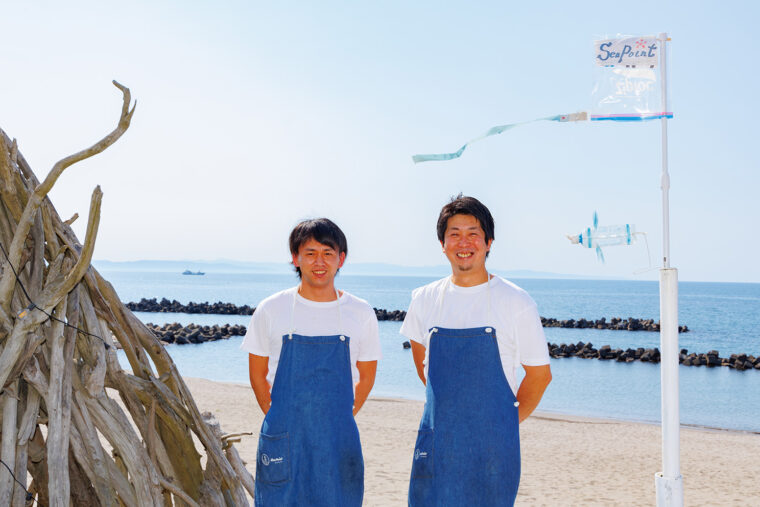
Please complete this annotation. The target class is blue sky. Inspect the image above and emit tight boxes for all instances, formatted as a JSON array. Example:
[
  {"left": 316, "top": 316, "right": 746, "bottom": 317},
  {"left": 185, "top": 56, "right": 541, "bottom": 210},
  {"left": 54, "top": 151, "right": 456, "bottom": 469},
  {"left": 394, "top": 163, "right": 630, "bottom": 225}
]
[{"left": 1, "top": 1, "right": 758, "bottom": 282}]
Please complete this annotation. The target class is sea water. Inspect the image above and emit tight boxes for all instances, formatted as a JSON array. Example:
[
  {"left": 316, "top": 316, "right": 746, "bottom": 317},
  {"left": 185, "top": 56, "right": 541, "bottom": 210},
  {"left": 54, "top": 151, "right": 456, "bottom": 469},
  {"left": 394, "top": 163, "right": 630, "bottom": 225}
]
[{"left": 106, "top": 271, "right": 760, "bottom": 432}]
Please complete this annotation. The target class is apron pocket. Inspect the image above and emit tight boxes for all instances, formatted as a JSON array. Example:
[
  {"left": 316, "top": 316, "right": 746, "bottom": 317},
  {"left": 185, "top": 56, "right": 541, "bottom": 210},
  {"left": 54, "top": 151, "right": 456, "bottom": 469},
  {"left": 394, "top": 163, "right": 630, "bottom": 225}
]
[
  {"left": 411, "top": 429, "right": 434, "bottom": 478},
  {"left": 257, "top": 432, "right": 291, "bottom": 484}
]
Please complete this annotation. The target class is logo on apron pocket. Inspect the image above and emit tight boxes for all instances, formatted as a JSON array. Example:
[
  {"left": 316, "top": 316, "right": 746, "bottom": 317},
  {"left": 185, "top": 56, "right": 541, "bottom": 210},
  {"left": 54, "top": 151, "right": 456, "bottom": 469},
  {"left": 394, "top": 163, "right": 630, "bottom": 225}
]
[
  {"left": 257, "top": 432, "right": 291, "bottom": 484},
  {"left": 411, "top": 429, "right": 434, "bottom": 478}
]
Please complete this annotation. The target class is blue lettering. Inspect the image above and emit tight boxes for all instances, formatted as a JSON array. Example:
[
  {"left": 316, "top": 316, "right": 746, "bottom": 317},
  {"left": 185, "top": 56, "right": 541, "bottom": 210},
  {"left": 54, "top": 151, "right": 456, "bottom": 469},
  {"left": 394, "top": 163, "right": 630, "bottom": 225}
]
[
  {"left": 618, "top": 45, "right": 632, "bottom": 63},
  {"left": 596, "top": 42, "right": 612, "bottom": 62},
  {"left": 599, "top": 41, "right": 657, "bottom": 65}
]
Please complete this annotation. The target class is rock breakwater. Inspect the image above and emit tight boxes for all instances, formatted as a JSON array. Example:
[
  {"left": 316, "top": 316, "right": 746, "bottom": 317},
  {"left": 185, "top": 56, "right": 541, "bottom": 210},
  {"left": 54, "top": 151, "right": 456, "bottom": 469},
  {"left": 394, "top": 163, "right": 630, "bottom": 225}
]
[
  {"left": 128, "top": 298, "right": 254, "bottom": 315},
  {"left": 548, "top": 342, "right": 760, "bottom": 370},
  {"left": 127, "top": 298, "right": 686, "bottom": 330},
  {"left": 541, "top": 317, "right": 688, "bottom": 333},
  {"left": 145, "top": 322, "right": 758, "bottom": 371},
  {"left": 146, "top": 322, "right": 247, "bottom": 344}
]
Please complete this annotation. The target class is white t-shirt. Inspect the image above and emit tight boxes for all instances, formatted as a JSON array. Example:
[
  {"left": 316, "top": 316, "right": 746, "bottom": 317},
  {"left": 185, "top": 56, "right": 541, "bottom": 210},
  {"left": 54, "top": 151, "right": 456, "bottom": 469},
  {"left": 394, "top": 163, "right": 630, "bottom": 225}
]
[
  {"left": 240, "top": 287, "right": 382, "bottom": 387},
  {"left": 400, "top": 275, "right": 550, "bottom": 394}
]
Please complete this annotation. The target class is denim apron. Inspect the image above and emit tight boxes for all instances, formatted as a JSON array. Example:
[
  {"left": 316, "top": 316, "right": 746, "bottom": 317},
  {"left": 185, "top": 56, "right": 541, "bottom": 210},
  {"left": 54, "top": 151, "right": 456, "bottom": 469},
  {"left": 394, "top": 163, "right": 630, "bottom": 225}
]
[
  {"left": 409, "top": 276, "right": 521, "bottom": 506},
  {"left": 255, "top": 290, "right": 364, "bottom": 507}
]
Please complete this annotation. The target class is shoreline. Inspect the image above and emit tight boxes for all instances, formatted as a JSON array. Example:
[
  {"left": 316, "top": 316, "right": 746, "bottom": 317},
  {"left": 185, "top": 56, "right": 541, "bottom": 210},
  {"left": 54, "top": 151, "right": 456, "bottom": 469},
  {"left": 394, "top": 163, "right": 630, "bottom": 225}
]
[
  {"left": 530, "top": 409, "right": 760, "bottom": 436},
  {"left": 185, "top": 376, "right": 760, "bottom": 506}
]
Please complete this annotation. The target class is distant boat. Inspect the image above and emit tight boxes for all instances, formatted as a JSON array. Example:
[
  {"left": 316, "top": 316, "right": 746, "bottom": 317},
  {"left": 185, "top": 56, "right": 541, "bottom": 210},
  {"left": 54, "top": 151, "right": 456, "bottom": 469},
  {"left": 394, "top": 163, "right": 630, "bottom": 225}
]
[{"left": 182, "top": 270, "right": 205, "bottom": 276}]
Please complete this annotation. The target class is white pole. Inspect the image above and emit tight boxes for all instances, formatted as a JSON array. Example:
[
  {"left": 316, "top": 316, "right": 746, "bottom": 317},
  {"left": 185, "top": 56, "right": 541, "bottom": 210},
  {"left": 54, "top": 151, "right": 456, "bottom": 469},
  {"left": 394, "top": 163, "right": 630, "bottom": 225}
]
[
  {"left": 656, "top": 268, "right": 682, "bottom": 505},
  {"left": 660, "top": 32, "right": 671, "bottom": 270},
  {"left": 655, "top": 32, "right": 684, "bottom": 507}
]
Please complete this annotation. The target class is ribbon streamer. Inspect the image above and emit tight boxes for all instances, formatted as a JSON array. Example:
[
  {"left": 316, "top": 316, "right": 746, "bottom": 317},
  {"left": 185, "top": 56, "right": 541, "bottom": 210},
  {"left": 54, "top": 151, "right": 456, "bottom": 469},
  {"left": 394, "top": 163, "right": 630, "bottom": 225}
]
[
  {"left": 412, "top": 112, "right": 587, "bottom": 164},
  {"left": 590, "top": 112, "right": 673, "bottom": 121}
]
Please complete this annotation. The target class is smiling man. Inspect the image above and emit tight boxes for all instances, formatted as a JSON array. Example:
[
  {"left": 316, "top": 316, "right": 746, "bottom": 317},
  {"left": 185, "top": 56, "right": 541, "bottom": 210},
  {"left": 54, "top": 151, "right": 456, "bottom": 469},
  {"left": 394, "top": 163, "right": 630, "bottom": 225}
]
[
  {"left": 241, "top": 218, "right": 381, "bottom": 506},
  {"left": 401, "top": 195, "right": 552, "bottom": 507}
]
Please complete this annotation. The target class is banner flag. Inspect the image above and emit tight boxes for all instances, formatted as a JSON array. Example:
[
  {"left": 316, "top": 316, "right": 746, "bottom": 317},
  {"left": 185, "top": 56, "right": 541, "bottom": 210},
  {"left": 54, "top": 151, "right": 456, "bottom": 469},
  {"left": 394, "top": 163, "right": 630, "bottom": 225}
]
[
  {"left": 591, "top": 35, "right": 672, "bottom": 121},
  {"left": 411, "top": 35, "right": 672, "bottom": 163}
]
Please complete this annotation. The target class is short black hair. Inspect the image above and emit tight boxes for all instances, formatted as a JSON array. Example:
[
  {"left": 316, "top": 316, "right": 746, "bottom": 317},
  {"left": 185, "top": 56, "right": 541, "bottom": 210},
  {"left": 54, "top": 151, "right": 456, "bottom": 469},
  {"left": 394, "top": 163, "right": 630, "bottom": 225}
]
[
  {"left": 437, "top": 194, "right": 495, "bottom": 254},
  {"left": 289, "top": 218, "right": 348, "bottom": 278}
]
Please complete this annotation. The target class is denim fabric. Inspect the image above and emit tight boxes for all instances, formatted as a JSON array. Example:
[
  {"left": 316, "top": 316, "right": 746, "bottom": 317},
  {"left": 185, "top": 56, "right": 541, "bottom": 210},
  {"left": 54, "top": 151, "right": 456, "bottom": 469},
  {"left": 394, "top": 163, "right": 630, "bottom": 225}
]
[
  {"left": 409, "top": 326, "right": 520, "bottom": 507},
  {"left": 255, "top": 333, "right": 364, "bottom": 506}
]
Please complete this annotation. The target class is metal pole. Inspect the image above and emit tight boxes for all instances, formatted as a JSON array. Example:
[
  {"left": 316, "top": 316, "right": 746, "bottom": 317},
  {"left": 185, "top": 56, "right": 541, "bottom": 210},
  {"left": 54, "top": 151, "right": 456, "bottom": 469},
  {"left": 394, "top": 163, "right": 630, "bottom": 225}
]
[{"left": 655, "top": 32, "right": 683, "bottom": 507}]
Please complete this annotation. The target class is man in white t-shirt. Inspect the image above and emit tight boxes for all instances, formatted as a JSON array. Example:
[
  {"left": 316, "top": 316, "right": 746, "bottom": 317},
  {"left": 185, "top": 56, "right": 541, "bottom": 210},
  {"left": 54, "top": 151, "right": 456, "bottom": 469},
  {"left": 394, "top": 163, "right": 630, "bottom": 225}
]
[
  {"left": 240, "top": 218, "right": 381, "bottom": 506},
  {"left": 401, "top": 195, "right": 551, "bottom": 507}
]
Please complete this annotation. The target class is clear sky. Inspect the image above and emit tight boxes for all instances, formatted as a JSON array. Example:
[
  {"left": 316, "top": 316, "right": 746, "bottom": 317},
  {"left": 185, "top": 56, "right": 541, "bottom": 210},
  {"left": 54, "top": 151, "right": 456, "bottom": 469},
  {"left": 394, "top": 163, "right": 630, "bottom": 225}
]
[{"left": 1, "top": 1, "right": 757, "bottom": 282}]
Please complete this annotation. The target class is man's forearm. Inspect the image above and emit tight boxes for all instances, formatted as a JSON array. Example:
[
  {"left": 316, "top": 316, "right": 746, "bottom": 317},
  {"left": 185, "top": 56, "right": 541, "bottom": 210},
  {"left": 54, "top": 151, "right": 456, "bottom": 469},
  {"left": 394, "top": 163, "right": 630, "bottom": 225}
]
[
  {"left": 410, "top": 341, "right": 427, "bottom": 385},
  {"left": 249, "top": 354, "right": 272, "bottom": 414},
  {"left": 516, "top": 364, "right": 552, "bottom": 423},
  {"left": 251, "top": 377, "right": 272, "bottom": 414},
  {"left": 353, "top": 360, "right": 377, "bottom": 416},
  {"left": 353, "top": 378, "right": 373, "bottom": 416}
]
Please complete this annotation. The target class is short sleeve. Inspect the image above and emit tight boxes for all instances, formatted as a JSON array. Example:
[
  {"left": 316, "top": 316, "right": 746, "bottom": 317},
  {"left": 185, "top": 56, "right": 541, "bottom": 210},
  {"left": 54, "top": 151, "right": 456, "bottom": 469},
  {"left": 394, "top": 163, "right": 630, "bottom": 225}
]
[
  {"left": 514, "top": 302, "right": 550, "bottom": 366},
  {"left": 239, "top": 306, "right": 271, "bottom": 356},
  {"left": 400, "top": 291, "right": 428, "bottom": 348},
  {"left": 357, "top": 310, "right": 382, "bottom": 362}
]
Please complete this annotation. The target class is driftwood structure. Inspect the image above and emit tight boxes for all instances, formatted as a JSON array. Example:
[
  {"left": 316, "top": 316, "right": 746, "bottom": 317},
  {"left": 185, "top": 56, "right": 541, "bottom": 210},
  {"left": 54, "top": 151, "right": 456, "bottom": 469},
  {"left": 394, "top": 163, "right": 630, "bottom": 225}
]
[{"left": 0, "top": 82, "right": 254, "bottom": 505}]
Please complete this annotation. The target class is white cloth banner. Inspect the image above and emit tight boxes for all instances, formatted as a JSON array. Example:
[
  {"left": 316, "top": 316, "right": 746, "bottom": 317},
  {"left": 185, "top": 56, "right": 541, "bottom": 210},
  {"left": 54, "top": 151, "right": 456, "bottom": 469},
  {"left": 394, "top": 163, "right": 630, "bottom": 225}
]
[
  {"left": 594, "top": 36, "right": 659, "bottom": 68},
  {"left": 591, "top": 35, "right": 671, "bottom": 121}
]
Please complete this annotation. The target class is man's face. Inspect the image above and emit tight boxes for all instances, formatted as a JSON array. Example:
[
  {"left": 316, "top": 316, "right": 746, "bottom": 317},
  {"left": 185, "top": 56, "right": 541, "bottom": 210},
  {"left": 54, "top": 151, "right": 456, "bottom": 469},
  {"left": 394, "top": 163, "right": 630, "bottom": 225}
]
[
  {"left": 441, "top": 214, "right": 492, "bottom": 273},
  {"left": 292, "top": 238, "right": 345, "bottom": 289}
]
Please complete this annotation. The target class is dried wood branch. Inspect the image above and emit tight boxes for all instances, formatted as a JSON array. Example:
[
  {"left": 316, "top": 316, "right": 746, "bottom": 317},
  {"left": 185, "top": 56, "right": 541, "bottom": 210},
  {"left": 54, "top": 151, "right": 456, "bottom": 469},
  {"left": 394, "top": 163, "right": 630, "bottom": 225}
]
[
  {"left": 17, "top": 385, "right": 40, "bottom": 445},
  {"left": 159, "top": 477, "right": 201, "bottom": 507},
  {"left": 0, "top": 83, "right": 251, "bottom": 506},
  {"left": 0, "top": 381, "right": 19, "bottom": 504},
  {"left": 0, "top": 82, "right": 134, "bottom": 312},
  {"left": 0, "top": 137, "right": 25, "bottom": 224}
]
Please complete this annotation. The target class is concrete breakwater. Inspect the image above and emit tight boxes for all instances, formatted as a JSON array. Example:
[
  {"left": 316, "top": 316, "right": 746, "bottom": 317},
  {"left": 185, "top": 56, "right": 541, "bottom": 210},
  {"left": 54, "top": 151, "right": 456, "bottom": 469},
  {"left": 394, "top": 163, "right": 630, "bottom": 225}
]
[
  {"left": 127, "top": 298, "right": 686, "bottom": 332},
  {"left": 547, "top": 342, "right": 760, "bottom": 370}
]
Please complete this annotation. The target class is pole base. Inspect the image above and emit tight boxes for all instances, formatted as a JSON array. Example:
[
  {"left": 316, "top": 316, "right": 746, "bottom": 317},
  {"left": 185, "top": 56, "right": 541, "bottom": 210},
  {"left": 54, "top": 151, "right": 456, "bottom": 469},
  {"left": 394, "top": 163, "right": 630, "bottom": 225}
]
[{"left": 655, "top": 472, "right": 683, "bottom": 506}]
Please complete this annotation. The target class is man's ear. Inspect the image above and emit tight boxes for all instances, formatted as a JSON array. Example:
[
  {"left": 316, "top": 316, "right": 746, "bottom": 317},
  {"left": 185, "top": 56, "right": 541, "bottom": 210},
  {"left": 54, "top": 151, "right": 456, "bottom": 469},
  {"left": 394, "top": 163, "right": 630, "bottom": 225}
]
[
  {"left": 440, "top": 241, "right": 445, "bottom": 252},
  {"left": 292, "top": 253, "right": 300, "bottom": 268},
  {"left": 486, "top": 238, "right": 493, "bottom": 252},
  {"left": 338, "top": 251, "right": 346, "bottom": 269}
]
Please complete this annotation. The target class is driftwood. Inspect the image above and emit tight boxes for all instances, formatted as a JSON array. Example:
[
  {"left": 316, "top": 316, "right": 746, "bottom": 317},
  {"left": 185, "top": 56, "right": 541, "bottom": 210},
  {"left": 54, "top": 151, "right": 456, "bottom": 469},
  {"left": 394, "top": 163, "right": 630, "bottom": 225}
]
[{"left": 0, "top": 82, "right": 253, "bottom": 505}]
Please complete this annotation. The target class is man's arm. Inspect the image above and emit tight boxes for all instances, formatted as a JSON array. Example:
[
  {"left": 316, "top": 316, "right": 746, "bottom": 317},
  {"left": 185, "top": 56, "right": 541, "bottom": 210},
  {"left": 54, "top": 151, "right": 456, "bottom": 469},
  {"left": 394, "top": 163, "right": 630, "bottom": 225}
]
[
  {"left": 353, "top": 360, "right": 377, "bottom": 416},
  {"left": 249, "top": 353, "right": 272, "bottom": 414},
  {"left": 410, "top": 341, "right": 427, "bottom": 385},
  {"left": 516, "top": 364, "right": 551, "bottom": 423}
]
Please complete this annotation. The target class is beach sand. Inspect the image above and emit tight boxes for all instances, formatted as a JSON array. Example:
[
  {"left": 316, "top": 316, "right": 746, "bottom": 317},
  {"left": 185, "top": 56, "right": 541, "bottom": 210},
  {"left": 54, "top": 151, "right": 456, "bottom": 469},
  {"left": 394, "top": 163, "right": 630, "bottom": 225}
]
[{"left": 184, "top": 377, "right": 760, "bottom": 506}]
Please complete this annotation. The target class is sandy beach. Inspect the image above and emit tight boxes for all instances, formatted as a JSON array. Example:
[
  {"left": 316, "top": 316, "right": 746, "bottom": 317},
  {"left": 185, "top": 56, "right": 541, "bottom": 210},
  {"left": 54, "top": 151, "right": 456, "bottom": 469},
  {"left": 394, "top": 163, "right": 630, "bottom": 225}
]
[{"left": 184, "top": 377, "right": 759, "bottom": 506}]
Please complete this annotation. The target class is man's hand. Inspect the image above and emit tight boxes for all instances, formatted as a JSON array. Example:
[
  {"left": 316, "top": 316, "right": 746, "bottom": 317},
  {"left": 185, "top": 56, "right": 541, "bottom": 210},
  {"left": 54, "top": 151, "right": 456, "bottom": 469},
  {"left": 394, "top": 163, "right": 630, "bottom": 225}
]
[
  {"left": 516, "top": 364, "right": 552, "bottom": 423},
  {"left": 353, "top": 360, "right": 377, "bottom": 416},
  {"left": 249, "top": 354, "right": 272, "bottom": 414}
]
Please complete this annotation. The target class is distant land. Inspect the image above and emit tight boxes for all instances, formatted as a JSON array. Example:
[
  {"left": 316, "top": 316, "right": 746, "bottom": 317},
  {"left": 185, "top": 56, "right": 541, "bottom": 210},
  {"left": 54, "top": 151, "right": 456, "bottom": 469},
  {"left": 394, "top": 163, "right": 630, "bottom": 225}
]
[{"left": 93, "top": 259, "right": 618, "bottom": 280}]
